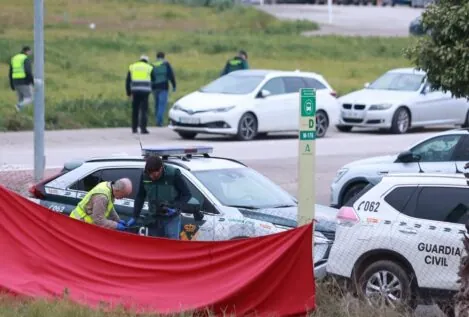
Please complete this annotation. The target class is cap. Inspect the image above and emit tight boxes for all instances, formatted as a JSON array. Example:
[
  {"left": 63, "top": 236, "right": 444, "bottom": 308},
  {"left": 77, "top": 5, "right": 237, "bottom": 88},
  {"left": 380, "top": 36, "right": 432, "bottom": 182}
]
[{"left": 140, "top": 55, "right": 149, "bottom": 62}]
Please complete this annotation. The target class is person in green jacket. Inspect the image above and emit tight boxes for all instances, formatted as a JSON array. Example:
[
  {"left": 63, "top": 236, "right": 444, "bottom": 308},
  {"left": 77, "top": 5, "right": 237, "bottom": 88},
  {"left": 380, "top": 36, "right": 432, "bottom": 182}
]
[{"left": 220, "top": 50, "right": 249, "bottom": 76}]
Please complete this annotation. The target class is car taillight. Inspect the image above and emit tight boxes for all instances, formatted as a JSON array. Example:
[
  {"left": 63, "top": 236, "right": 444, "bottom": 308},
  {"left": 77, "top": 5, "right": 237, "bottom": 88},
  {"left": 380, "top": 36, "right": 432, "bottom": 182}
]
[
  {"left": 28, "top": 184, "right": 45, "bottom": 199},
  {"left": 337, "top": 206, "right": 359, "bottom": 227},
  {"left": 28, "top": 172, "right": 63, "bottom": 199},
  {"left": 330, "top": 91, "right": 337, "bottom": 98}
]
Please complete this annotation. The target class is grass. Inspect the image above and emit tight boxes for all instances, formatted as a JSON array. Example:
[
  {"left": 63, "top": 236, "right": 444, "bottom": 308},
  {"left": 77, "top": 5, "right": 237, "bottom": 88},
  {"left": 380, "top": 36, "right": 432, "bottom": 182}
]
[
  {"left": 0, "top": 0, "right": 415, "bottom": 131},
  {"left": 0, "top": 281, "right": 413, "bottom": 317}
]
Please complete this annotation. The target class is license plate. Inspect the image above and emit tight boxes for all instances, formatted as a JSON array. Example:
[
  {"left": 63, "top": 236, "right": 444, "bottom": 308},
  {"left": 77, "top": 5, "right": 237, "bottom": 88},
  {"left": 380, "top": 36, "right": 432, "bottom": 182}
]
[
  {"left": 342, "top": 111, "right": 363, "bottom": 119},
  {"left": 179, "top": 116, "right": 200, "bottom": 124}
]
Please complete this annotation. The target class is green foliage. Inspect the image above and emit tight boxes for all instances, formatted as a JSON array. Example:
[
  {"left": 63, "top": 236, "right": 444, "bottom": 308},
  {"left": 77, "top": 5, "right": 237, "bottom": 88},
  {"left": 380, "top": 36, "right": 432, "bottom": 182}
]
[
  {"left": 0, "top": 0, "right": 413, "bottom": 131},
  {"left": 405, "top": 0, "right": 469, "bottom": 99}
]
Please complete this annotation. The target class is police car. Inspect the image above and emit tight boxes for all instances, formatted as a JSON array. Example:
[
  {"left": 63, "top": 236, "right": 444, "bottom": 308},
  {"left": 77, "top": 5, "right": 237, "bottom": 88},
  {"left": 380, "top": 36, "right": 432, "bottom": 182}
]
[
  {"left": 27, "top": 146, "right": 338, "bottom": 280},
  {"left": 326, "top": 172, "right": 469, "bottom": 315}
]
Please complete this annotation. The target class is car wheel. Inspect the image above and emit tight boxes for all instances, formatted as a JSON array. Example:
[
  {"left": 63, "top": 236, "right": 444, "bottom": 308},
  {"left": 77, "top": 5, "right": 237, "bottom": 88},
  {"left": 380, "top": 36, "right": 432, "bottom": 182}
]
[
  {"left": 341, "top": 182, "right": 367, "bottom": 206},
  {"left": 461, "top": 110, "right": 469, "bottom": 128},
  {"left": 356, "top": 260, "right": 415, "bottom": 310},
  {"left": 336, "top": 125, "right": 353, "bottom": 132},
  {"left": 177, "top": 132, "right": 198, "bottom": 140},
  {"left": 316, "top": 110, "right": 329, "bottom": 138},
  {"left": 390, "top": 107, "right": 410, "bottom": 134},
  {"left": 236, "top": 112, "right": 258, "bottom": 141}
]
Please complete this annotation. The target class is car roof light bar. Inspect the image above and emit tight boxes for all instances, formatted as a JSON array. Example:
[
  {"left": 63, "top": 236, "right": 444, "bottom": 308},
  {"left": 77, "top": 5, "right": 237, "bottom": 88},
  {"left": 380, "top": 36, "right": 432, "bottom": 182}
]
[{"left": 141, "top": 146, "right": 214, "bottom": 157}]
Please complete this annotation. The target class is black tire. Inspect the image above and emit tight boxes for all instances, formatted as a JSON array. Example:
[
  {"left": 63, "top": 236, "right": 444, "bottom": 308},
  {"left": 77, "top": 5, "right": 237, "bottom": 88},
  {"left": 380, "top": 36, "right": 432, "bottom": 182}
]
[
  {"left": 177, "top": 131, "right": 197, "bottom": 140},
  {"left": 356, "top": 260, "right": 416, "bottom": 310},
  {"left": 236, "top": 112, "right": 258, "bottom": 141},
  {"left": 390, "top": 107, "right": 411, "bottom": 134},
  {"left": 461, "top": 110, "right": 469, "bottom": 128},
  {"left": 336, "top": 125, "right": 353, "bottom": 132},
  {"left": 316, "top": 110, "right": 329, "bottom": 138},
  {"left": 341, "top": 182, "right": 367, "bottom": 206}
]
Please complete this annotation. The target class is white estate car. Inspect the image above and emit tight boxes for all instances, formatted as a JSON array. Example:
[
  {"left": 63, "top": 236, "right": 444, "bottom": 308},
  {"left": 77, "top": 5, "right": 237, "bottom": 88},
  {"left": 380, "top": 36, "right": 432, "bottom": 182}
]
[
  {"left": 326, "top": 173, "right": 468, "bottom": 316},
  {"left": 27, "top": 146, "right": 338, "bottom": 280},
  {"left": 336, "top": 67, "right": 469, "bottom": 134},
  {"left": 168, "top": 69, "right": 340, "bottom": 141},
  {"left": 330, "top": 128, "right": 469, "bottom": 208}
]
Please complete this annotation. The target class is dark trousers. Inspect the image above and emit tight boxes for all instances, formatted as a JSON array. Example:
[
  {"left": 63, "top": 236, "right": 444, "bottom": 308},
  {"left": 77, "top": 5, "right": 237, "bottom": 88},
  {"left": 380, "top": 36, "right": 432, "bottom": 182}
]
[{"left": 131, "top": 91, "right": 149, "bottom": 132}]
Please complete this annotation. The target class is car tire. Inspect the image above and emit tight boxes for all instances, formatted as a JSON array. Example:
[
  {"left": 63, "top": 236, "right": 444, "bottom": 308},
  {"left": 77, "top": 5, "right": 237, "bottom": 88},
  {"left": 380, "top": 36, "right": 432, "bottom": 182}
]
[
  {"left": 177, "top": 132, "right": 198, "bottom": 140},
  {"left": 336, "top": 125, "right": 353, "bottom": 132},
  {"left": 390, "top": 107, "right": 411, "bottom": 134},
  {"left": 356, "top": 260, "right": 416, "bottom": 311},
  {"left": 316, "top": 110, "right": 329, "bottom": 138},
  {"left": 236, "top": 112, "right": 258, "bottom": 141},
  {"left": 341, "top": 182, "right": 367, "bottom": 206}
]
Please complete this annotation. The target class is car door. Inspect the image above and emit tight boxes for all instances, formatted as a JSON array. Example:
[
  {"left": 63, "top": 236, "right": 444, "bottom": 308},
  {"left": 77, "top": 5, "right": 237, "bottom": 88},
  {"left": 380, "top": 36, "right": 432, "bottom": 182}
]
[
  {"left": 254, "top": 77, "right": 290, "bottom": 132},
  {"left": 413, "top": 83, "right": 455, "bottom": 124},
  {"left": 390, "top": 185, "right": 466, "bottom": 291},
  {"left": 281, "top": 76, "right": 308, "bottom": 130}
]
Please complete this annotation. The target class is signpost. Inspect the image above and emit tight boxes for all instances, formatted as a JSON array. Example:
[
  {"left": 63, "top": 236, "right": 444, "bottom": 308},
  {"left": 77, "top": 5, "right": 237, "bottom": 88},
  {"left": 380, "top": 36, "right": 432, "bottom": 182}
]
[
  {"left": 34, "top": 0, "right": 45, "bottom": 182},
  {"left": 297, "top": 88, "right": 316, "bottom": 226}
]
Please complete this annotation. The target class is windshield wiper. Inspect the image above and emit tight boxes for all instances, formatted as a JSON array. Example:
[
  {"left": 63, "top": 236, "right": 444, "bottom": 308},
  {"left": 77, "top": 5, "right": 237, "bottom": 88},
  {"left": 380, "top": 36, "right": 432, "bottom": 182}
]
[
  {"left": 226, "top": 205, "right": 259, "bottom": 210},
  {"left": 270, "top": 204, "right": 296, "bottom": 208}
]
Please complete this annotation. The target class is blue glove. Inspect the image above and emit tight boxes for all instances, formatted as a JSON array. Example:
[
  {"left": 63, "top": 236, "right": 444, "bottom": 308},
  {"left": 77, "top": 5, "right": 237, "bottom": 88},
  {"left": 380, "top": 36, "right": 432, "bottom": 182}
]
[
  {"left": 126, "top": 217, "right": 136, "bottom": 227},
  {"left": 166, "top": 208, "right": 176, "bottom": 216},
  {"left": 118, "top": 219, "right": 126, "bottom": 225},
  {"left": 116, "top": 222, "right": 127, "bottom": 231}
]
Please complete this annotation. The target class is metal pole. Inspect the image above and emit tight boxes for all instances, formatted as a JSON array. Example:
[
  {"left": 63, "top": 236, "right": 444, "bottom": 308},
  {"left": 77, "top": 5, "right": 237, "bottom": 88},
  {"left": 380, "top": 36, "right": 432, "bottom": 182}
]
[
  {"left": 34, "top": 0, "right": 45, "bottom": 182},
  {"left": 328, "top": 0, "right": 333, "bottom": 24}
]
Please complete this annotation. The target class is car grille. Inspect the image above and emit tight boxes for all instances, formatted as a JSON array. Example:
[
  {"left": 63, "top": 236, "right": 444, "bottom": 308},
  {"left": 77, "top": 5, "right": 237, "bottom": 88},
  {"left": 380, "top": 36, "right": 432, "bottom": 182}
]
[
  {"left": 342, "top": 104, "right": 366, "bottom": 110},
  {"left": 342, "top": 118, "right": 363, "bottom": 123}
]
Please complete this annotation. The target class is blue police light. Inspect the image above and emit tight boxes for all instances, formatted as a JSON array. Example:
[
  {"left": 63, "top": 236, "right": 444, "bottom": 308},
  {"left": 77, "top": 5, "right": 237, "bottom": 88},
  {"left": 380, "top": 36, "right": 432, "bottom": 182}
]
[{"left": 141, "top": 146, "right": 214, "bottom": 157}]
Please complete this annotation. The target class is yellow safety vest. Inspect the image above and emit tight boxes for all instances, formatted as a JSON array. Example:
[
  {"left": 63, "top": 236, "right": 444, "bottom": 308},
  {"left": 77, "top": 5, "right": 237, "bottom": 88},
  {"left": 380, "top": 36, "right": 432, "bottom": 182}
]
[
  {"left": 129, "top": 61, "right": 153, "bottom": 92},
  {"left": 11, "top": 53, "right": 28, "bottom": 79},
  {"left": 70, "top": 181, "right": 115, "bottom": 224}
]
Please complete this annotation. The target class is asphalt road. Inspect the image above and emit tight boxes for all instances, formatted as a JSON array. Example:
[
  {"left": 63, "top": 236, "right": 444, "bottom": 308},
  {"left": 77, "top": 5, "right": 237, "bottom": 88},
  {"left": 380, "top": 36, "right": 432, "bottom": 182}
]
[{"left": 257, "top": 4, "right": 424, "bottom": 36}]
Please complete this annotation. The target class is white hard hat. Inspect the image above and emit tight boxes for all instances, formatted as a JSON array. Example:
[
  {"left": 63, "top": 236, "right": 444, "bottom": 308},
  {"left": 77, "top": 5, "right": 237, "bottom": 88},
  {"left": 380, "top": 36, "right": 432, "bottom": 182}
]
[{"left": 140, "top": 55, "right": 149, "bottom": 62}]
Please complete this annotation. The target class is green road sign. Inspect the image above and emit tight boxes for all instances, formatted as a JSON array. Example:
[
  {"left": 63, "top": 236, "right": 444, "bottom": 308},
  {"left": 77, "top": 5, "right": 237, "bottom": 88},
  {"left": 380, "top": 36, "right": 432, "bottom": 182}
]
[
  {"left": 299, "top": 130, "right": 316, "bottom": 140},
  {"left": 300, "top": 88, "right": 316, "bottom": 117}
]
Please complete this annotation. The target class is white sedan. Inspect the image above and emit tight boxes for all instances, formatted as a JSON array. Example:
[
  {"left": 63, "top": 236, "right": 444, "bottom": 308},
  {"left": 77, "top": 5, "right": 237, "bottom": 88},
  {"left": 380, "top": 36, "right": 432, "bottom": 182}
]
[
  {"left": 336, "top": 67, "right": 469, "bottom": 134},
  {"left": 167, "top": 69, "right": 340, "bottom": 141}
]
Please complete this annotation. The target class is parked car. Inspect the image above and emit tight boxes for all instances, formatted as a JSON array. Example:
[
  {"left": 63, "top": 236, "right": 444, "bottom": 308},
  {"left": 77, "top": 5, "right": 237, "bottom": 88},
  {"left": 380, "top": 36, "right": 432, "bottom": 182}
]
[
  {"left": 336, "top": 67, "right": 469, "bottom": 134},
  {"left": 327, "top": 172, "right": 466, "bottom": 316},
  {"left": 330, "top": 128, "right": 469, "bottom": 208},
  {"left": 167, "top": 69, "right": 340, "bottom": 141},
  {"left": 27, "top": 146, "right": 338, "bottom": 279}
]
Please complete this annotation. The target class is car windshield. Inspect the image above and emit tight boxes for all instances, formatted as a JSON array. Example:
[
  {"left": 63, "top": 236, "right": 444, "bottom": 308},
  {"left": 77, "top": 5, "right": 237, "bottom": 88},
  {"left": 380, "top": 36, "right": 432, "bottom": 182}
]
[
  {"left": 199, "top": 74, "right": 265, "bottom": 95},
  {"left": 192, "top": 167, "right": 296, "bottom": 209},
  {"left": 367, "top": 72, "right": 425, "bottom": 91}
]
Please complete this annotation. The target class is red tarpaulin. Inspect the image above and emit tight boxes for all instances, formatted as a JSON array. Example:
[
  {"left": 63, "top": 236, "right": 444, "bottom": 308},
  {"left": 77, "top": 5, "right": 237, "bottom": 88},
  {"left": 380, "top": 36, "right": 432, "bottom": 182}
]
[{"left": 0, "top": 185, "right": 315, "bottom": 316}]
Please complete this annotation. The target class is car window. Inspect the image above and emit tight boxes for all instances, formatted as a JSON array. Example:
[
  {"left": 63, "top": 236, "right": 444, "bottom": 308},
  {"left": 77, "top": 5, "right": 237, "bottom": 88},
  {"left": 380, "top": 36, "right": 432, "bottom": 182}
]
[
  {"left": 260, "top": 77, "right": 286, "bottom": 96},
  {"left": 410, "top": 186, "right": 469, "bottom": 224},
  {"left": 180, "top": 174, "right": 218, "bottom": 214},
  {"left": 344, "top": 183, "right": 375, "bottom": 207},
  {"left": 199, "top": 74, "right": 265, "bottom": 95},
  {"left": 302, "top": 77, "right": 327, "bottom": 90},
  {"left": 69, "top": 170, "right": 103, "bottom": 192},
  {"left": 192, "top": 167, "right": 296, "bottom": 209},
  {"left": 410, "top": 134, "right": 461, "bottom": 162},
  {"left": 367, "top": 72, "right": 425, "bottom": 91},
  {"left": 452, "top": 136, "right": 469, "bottom": 161},
  {"left": 283, "top": 76, "right": 307, "bottom": 94},
  {"left": 384, "top": 186, "right": 418, "bottom": 212}
]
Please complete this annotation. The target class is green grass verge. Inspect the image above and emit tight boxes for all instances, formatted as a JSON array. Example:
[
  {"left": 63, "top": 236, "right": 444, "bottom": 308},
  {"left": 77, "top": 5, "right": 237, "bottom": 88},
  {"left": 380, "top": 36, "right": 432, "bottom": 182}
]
[{"left": 0, "top": 0, "right": 414, "bottom": 131}]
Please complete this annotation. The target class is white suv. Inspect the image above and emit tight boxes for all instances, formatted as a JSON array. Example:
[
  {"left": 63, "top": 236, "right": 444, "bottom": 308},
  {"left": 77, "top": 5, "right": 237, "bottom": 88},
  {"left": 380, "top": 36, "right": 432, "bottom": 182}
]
[
  {"left": 168, "top": 69, "right": 340, "bottom": 141},
  {"left": 326, "top": 172, "right": 468, "bottom": 315}
]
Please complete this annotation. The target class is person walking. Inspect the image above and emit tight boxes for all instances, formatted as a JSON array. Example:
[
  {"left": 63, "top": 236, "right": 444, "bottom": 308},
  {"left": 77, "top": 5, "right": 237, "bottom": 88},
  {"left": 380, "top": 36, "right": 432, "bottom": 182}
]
[
  {"left": 69, "top": 178, "right": 133, "bottom": 231},
  {"left": 127, "top": 155, "right": 203, "bottom": 239},
  {"left": 9, "top": 46, "right": 34, "bottom": 111},
  {"left": 220, "top": 50, "right": 249, "bottom": 77},
  {"left": 151, "top": 52, "right": 176, "bottom": 127},
  {"left": 125, "top": 55, "right": 155, "bottom": 134}
]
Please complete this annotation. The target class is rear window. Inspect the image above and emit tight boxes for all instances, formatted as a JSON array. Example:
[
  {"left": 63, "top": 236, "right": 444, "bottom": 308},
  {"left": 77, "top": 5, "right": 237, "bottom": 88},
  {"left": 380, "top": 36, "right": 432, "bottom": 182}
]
[
  {"left": 384, "top": 186, "right": 418, "bottom": 212},
  {"left": 344, "top": 183, "right": 375, "bottom": 207}
]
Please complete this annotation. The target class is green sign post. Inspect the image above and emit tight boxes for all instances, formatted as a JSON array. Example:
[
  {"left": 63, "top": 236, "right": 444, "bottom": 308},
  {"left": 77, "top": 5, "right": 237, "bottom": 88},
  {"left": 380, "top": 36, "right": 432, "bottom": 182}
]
[{"left": 298, "top": 88, "right": 316, "bottom": 226}]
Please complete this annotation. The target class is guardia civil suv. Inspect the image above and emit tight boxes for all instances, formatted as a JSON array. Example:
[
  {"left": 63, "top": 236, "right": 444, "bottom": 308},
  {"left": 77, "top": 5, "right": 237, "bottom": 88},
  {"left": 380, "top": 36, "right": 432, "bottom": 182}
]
[
  {"left": 326, "top": 172, "right": 469, "bottom": 316},
  {"left": 27, "top": 146, "right": 338, "bottom": 280}
]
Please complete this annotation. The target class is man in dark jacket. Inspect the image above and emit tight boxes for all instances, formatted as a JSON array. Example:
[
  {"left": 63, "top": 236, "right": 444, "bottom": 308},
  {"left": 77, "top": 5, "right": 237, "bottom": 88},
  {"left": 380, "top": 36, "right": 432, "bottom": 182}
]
[
  {"left": 9, "top": 46, "right": 34, "bottom": 112},
  {"left": 127, "top": 155, "right": 203, "bottom": 239},
  {"left": 125, "top": 55, "right": 156, "bottom": 134},
  {"left": 220, "top": 50, "right": 249, "bottom": 77},
  {"left": 151, "top": 52, "right": 176, "bottom": 127}
]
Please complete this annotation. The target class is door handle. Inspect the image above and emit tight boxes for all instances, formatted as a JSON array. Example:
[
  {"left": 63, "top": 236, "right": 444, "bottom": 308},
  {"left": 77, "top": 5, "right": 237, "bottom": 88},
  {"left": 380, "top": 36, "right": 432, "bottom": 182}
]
[{"left": 399, "top": 227, "right": 417, "bottom": 234}]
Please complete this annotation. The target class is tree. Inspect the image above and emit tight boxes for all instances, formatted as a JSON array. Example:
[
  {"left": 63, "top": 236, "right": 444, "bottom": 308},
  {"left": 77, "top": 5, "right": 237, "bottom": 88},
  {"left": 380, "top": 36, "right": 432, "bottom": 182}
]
[{"left": 404, "top": 0, "right": 469, "bottom": 99}]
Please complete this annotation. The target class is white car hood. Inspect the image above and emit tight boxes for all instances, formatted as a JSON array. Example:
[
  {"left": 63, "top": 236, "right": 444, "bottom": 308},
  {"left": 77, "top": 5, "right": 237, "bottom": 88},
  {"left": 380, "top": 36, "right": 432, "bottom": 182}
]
[
  {"left": 175, "top": 91, "right": 248, "bottom": 112},
  {"left": 345, "top": 154, "right": 397, "bottom": 167},
  {"left": 339, "top": 89, "right": 417, "bottom": 105}
]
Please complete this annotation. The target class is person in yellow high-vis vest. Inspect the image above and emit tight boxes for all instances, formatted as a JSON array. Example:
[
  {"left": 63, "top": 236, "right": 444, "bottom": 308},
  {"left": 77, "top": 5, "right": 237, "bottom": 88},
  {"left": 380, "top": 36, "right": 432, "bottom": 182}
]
[
  {"left": 70, "top": 178, "right": 133, "bottom": 230},
  {"left": 125, "top": 55, "right": 156, "bottom": 135},
  {"left": 8, "top": 46, "right": 34, "bottom": 112}
]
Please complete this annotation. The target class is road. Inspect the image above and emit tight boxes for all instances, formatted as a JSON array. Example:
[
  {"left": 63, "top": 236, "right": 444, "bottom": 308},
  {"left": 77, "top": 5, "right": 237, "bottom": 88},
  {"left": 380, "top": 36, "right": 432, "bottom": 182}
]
[{"left": 257, "top": 4, "right": 424, "bottom": 36}]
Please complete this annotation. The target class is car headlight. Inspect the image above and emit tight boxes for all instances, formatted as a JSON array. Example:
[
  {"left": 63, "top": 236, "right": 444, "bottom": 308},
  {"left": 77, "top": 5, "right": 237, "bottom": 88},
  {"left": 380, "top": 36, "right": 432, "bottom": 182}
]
[
  {"left": 210, "top": 106, "right": 235, "bottom": 113},
  {"left": 369, "top": 103, "right": 393, "bottom": 110},
  {"left": 333, "top": 168, "right": 348, "bottom": 183}
]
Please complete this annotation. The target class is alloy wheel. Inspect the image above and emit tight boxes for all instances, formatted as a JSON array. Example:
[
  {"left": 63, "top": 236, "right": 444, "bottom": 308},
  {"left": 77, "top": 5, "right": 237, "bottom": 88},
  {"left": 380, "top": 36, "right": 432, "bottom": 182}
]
[
  {"left": 397, "top": 110, "right": 410, "bottom": 133},
  {"left": 316, "top": 111, "right": 329, "bottom": 138},
  {"left": 239, "top": 114, "right": 257, "bottom": 140},
  {"left": 364, "top": 270, "right": 403, "bottom": 308}
]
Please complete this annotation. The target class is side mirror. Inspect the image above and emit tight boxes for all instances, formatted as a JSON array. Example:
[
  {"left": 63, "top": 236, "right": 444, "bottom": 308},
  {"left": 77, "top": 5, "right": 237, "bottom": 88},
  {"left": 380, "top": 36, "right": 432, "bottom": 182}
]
[
  {"left": 421, "top": 85, "right": 431, "bottom": 95},
  {"left": 364, "top": 82, "right": 370, "bottom": 88},
  {"left": 259, "top": 89, "right": 271, "bottom": 98},
  {"left": 397, "top": 150, "right": 420, "bottom": 163}
]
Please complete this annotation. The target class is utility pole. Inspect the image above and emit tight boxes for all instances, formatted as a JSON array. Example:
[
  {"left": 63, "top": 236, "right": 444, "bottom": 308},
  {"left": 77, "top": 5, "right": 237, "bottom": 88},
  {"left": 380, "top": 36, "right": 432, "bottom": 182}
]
[{"left": 34, "top": 0, "right": 45, "bottom": 182}]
